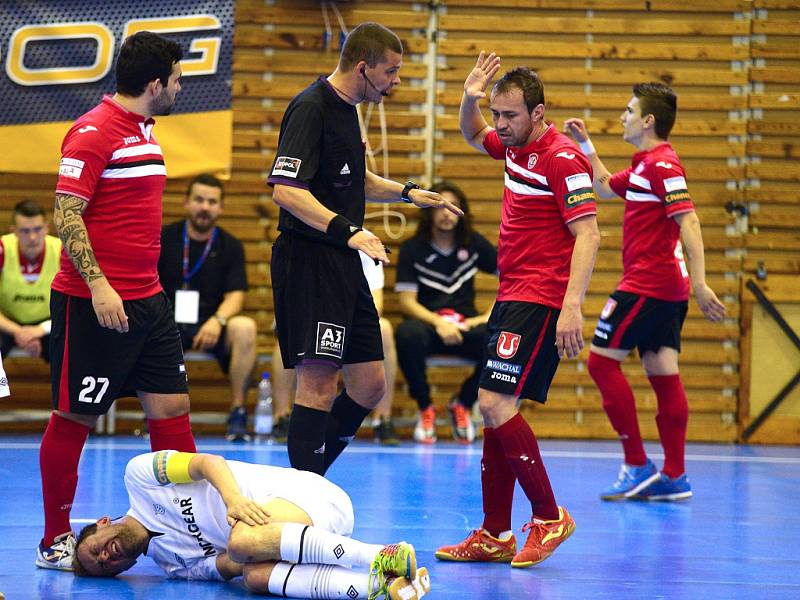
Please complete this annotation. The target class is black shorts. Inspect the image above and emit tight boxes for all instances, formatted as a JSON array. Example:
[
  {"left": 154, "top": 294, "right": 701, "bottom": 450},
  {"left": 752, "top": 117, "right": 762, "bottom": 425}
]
[
  {"left": 479, "top": 300, "right": 561, "bottom": 404},
  {"left": 50, "top": 290, "right": 189, "bottom": 415},
  {"left": 592, "top": 290, "right": 688, "bottom": 355},
  {"left": 1, "top": 331, "right": 51, "bottom": 363},
  {"left": 271, "top": 233, "right": 383, "bottom": 369},
  {"left": 178, "top": 324, "right": 231, "bottom": 373}
]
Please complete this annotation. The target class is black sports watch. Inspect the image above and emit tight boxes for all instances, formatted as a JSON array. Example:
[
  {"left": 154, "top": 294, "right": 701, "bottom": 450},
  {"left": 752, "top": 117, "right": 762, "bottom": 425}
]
[{"left": 401, "top": 181, "right": 420, "bottom": 203}]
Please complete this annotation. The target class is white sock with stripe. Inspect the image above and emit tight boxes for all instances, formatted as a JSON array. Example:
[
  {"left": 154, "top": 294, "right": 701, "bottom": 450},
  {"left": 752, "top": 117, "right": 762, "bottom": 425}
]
[
  {"left": 267, "top": 561, "right": 369, "bottom": 599},
  {"left": 279, "top": 522, "right": 382, "bottom": 568}
]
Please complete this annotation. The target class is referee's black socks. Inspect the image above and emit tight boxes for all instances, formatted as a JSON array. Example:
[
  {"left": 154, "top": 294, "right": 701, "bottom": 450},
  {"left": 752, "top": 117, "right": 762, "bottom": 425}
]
[
  {"left": 287, "top": 405, "right": 329, "bottom": 475},
  {"left": 322, "top": 390, "right": 371, "bottom": 474}
]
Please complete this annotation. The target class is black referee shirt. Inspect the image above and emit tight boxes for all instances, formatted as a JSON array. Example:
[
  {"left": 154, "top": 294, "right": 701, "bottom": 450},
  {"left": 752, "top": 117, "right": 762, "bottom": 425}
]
[
  {"left": 268, "top": 77, "right": 366, "bottom": 243},
  {"left": 395, "top": 233, "right": 498, "bottom": 317}
]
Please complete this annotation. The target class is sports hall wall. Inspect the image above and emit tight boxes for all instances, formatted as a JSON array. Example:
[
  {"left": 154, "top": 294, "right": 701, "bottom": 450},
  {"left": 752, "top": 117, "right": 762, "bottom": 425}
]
[{"left": 1, "top": 0, "right": 798, "bottom": 444}]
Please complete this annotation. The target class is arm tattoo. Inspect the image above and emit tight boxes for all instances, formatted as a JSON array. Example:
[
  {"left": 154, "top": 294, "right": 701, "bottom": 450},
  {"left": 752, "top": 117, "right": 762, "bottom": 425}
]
[{"left": 54, "top": 193, "right": 105, "bottom": 284}]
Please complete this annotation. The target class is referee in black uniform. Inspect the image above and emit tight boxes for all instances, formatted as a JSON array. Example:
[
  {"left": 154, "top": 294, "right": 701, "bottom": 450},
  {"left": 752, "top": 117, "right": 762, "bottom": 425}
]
[{"left": 268, "top": 22, "right": 462, "bottom": 475}]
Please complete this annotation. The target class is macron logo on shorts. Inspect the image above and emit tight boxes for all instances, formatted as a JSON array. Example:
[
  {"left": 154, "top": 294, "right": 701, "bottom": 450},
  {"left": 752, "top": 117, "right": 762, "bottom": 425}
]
[
  {"left": 316, "top": 322, "right": 345, "bottom": 358},
  {"left": 272, "top": 156, "right": 302, "bottom": 178},
  {"left": 59, "top": 157, "right": 85, "bottom": 179}
]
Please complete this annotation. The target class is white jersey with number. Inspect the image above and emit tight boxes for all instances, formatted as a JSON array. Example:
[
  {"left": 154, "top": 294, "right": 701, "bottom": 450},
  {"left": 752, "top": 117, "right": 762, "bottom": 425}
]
[{"left": 124, "top": 452, "right": 354, "bottom": 580}]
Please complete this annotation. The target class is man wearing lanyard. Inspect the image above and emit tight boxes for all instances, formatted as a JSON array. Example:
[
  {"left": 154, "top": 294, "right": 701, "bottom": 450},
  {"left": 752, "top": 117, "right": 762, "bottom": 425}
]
[{"left": 158, "top": 174, "right": 257, "bottom": 441}]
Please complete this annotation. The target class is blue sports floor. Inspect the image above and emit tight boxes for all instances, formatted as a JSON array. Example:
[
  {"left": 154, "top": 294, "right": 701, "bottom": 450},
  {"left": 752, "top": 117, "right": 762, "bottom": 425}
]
[{"left": 2, "top": 435, "right": 799, "bottom": 599}]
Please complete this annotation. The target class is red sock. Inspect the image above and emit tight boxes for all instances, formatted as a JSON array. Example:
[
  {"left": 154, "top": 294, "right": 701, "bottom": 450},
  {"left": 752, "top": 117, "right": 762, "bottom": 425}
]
[
  {"left": 649, "top": 374, "right": 688, "bottom": 478},
  {"left": 495, "top": 413, "right": 558, "bottom": 521},
  {"left": 480, "top": 427, "right": 516, "bottom": 537},
  {"left": 588, "top": 352, "right": 647, "bottom": 466},
  {"left": 40, "top": 412, "right": 90, "bottom": 545},
  {"left": 147, "top": 414, "right": 196, "bottom": 452}
]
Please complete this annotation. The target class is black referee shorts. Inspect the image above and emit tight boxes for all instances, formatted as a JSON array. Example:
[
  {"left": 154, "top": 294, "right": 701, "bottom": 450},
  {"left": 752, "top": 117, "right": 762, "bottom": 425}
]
[
  {"left": 49, "top": 290, "right": 189, "bottom": 415},
  {"left": 479, "top": 300, "right": 561, "bottom": 404},
  {"left": 271, "top": 233, "right": 383, "bottom": 369}
]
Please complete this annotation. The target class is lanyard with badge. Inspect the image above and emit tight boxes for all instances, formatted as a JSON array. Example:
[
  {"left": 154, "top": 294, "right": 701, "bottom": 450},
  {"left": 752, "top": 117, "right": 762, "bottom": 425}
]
[{"left": 174, "top": 222, "right": 217, "bottom": 324}]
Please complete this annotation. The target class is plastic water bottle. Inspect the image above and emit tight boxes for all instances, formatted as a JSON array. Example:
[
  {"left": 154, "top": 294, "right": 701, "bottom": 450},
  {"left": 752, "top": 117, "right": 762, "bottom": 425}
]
[{"left": 254, "top": 372, "right": 273, "bottom": 441}]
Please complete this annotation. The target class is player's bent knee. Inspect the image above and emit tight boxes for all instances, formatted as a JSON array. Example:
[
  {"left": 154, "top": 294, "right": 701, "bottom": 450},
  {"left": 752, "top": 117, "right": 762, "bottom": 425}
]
[{"left": 228, "top": 522, "right": 283, "bottom": 563}]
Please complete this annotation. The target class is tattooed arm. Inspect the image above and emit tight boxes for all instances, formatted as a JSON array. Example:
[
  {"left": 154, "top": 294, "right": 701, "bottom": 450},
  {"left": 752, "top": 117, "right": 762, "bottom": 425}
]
[{"left": 54, "top": 193, "right": 129, "bottom": 332}]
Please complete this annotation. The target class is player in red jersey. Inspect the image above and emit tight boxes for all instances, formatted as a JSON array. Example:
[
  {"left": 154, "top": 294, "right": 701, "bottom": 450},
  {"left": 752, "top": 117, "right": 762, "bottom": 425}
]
[
  {"left": 565, "top": 83, "right": 726, "bottom": 502},
  {"left": 36, "top": 31, "right": 197, "bottom": 572},
  {"left": 436, "top": 53, "right": 600, "bottom": 568}
]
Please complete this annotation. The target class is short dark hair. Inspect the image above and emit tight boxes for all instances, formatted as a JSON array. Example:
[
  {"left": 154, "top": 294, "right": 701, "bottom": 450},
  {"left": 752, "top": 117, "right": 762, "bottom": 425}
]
[
  {"left": 339, "top": 22, "right": 403, "bottom": 70},
  {"left": 492, "top": 67, "right": 545, "bottom": 114},
  {"left": 186, "top": 173, "right": 225, "bottom": 202},
  {"left": 414, "top": 180, "right": 474, "bottom": 247},
  {"left": 12, "top": 199, "right": 45, "bottom": 221},
  {"left": 115, "top": 31, "right": 183, "bottom": 97},
  {"left": 633, "top": 82, "right": 677, "bottom": 140},
  {"left": 72, "top": 523, "right": 99, "bottom": 577}
]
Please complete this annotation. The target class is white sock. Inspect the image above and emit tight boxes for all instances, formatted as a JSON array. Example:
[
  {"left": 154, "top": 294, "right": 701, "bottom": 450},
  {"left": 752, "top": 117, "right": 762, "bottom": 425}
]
[
  {"left": 267, "top": 561, "right": 369, "bottom": 599},
  {"left": 280, "top": 522, "right": 383, "bottom": 568}
]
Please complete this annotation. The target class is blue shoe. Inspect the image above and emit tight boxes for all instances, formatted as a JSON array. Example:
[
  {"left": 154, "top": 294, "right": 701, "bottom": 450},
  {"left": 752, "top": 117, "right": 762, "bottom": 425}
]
[
  {"left": 600, "top": 459, "right": 660, "bottom": 500},
  {"left": 226, "top": 406, "right": 251, "bottom": 442},
  {"left": 634, "top": 472, "right": 692, "bottom": 501}
]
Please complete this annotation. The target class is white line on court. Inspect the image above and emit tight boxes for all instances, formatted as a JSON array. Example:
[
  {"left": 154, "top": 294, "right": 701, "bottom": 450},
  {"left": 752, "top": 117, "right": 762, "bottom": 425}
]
[{"left": 1, "top": 440, "right": 798, "bottom": 464}]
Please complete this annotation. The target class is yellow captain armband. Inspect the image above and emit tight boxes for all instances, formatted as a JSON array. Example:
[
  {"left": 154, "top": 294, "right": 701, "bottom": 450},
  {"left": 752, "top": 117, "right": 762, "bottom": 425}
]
[{"left": 152, "top": 450, "right": 196, "bottom": 485}]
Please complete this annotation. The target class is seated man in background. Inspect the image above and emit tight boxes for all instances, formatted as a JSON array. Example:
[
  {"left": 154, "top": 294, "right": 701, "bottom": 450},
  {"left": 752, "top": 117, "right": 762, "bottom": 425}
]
[
  {"left": 158, "top": 174, "right": 257, "bottom": 442},
  {"left": 272, "top": 247, "right": 399, "bottom": 445},
  {"left": 395, "top": 181, "right": 497, "bottom": 444},
  {"left": 0, "top": 200, "right": 62, "bottom": 360},
  {"left": 73, "top": 450, "right": 430, "bottom": 600}
]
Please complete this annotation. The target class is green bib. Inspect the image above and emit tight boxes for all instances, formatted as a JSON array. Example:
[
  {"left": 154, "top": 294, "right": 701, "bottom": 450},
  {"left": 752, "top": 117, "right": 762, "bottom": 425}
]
[{"left": 0, "top": 233, "right": 61, "bottom": 324}]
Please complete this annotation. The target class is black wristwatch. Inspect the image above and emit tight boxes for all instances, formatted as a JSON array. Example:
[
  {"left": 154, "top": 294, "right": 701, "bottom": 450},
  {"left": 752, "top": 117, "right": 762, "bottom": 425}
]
[{"left": 401, "top": 181, "right": 420, "bottom": 203}]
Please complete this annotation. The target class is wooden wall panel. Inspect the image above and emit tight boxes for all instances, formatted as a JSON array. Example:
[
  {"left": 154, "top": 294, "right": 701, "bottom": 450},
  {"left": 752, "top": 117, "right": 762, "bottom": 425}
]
[{"left": 1, "top": 1, "right": 798, "bottom": 441}]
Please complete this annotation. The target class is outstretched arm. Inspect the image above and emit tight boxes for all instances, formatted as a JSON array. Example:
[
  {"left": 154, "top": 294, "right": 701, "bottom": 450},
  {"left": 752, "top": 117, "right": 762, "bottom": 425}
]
[{"left": 563, "top": 118, "right": 616, "bottom": 199}]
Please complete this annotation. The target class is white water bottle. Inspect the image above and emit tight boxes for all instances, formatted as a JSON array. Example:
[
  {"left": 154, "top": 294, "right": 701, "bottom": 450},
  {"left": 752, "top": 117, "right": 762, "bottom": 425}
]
[{"left": 254, "top": 372, "right": 273, "bottom": 441}]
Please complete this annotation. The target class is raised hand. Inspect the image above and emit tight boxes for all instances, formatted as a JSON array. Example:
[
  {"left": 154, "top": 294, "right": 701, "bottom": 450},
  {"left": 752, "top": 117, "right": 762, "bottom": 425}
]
[
  {"left": 464, "top": 51, "right": 502, "bottom": 101},
  {"left": 563, "top": 118, "right": 590, "bottom": 143}
]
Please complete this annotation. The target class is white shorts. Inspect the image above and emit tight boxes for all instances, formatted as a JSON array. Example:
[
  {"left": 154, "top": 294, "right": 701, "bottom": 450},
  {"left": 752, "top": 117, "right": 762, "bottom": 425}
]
[{"left": 232, "top": 462, "right": 354, "bottom": 536}]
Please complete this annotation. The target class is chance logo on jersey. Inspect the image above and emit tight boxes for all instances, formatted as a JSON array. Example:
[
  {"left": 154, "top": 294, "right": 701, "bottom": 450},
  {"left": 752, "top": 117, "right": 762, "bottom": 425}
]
[
  {"left": 316, "top": 322, "right": 346, "bottom": 358},
  {"left": 564, "top": 172, "right": 594, "bottom": 208},
  {"left": 663, "top": 175, "right": 690, "bottom": 205},
  {"left": 272, "top": 156, "right": 302, "bottom": 178},
  {"left": 496, "top": 331, "right": 521, "bottom": 359}
]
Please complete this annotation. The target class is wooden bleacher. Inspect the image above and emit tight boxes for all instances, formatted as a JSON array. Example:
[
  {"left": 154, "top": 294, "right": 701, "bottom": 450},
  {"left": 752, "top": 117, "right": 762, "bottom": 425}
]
[{"left": 1, "top": 0, "right": 798, "bottom": 443}]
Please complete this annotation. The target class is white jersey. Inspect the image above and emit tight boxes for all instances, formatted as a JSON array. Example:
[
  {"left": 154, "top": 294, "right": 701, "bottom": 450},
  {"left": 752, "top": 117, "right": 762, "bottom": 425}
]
[{"left": 124, "top": 452, "right": 354, "bottom": 580}]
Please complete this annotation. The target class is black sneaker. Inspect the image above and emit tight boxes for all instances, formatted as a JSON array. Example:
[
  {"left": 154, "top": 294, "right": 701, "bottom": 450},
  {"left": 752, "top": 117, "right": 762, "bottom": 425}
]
[
  {"left": 374, "top": 417, "right": 399, "bottom": 446},
  {"left": 226, "top": 406, "right": 250, "bottom": 442},
  {"left": 271, "top": 414, "right": 290, "bottom": 443}
]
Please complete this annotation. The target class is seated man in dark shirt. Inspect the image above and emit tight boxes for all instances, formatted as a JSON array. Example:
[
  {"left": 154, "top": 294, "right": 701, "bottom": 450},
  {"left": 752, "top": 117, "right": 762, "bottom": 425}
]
[
  {"left": 158, "top": 174, "right": 257, "bottom": 441},
  {"left": 395, "top": 181, "right": 497, "bottom": 444}
]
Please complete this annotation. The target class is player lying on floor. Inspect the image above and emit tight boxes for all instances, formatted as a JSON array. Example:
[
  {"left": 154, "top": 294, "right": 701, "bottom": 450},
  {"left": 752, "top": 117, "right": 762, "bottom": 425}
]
[{"left": 72, "top": 451, "right": 430, "bottom": 599}]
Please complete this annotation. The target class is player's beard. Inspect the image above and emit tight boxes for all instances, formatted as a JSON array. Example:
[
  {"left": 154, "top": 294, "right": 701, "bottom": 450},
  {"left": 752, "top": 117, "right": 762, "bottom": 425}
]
[
  {"left": 190, "top": 212, "right": 216, "bottom": 233},
  {"left": 151, "top": 88, "right": 176, "bottom": 116}
]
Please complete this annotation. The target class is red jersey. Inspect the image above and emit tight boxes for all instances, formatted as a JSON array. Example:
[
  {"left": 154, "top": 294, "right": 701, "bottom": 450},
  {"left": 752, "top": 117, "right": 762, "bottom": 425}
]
[
  {"left": 609, "top": 142, "right": 694, "bottom": 301},
  {"left": 483, "top": 125, "right": 597, "bottom": 308},
  {"left": 53, "top": 96, "right": 166, "bottom": 299}
]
